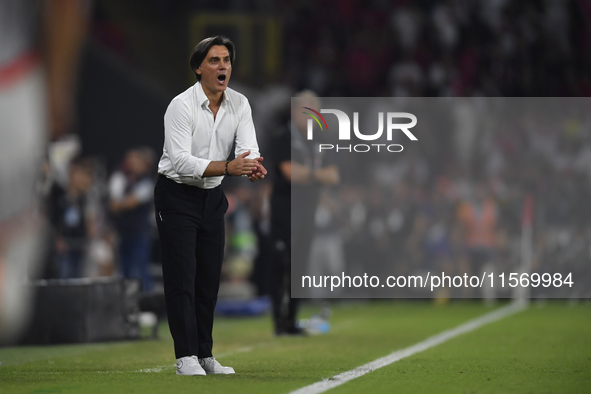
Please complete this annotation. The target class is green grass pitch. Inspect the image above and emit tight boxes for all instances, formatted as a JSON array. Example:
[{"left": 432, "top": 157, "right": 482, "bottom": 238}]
[{"left": 0, "top": 301, "right": 589, "bottom": 393}]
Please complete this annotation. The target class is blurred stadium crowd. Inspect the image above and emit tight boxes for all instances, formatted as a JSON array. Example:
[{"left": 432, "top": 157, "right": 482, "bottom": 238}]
[
  {"left": 282, "top": 0, "right": 591, "bottom": 97},
  {"left": 306, "top": 98, "right": 591, "bottom": 298},
  {"left": 30, "top": 0, "right": 591, "bottom": 300}
]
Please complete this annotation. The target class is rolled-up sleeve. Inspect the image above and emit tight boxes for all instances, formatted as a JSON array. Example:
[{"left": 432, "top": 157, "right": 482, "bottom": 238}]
[
  {"left": 164, "top": 98, "right": 211, "bottom": 178},
  {"left": 234, "top": 98, "right": 260, "bottom": 159}
]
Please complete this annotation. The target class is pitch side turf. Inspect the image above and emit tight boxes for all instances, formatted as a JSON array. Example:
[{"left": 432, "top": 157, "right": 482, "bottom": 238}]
[{"left": 0, "top": 301, "right": 589, "bottom": 393}]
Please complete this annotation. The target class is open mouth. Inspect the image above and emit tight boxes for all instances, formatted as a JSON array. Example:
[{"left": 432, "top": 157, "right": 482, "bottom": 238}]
[{"left": 217, "top": 74, "right": 226, "bottom": 83}]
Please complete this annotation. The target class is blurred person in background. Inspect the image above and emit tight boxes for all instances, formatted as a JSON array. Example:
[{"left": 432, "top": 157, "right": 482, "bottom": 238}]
[
  {"left": 154, "top": 36, "right": 266, "bottom": 376},
  {"left": 457, "top": 181, "right": 500, "bottom": 281},
  {"left": 0, "top": 0, "right": 88, "bottom": 344},
  {"left": 248, "top": 181, "right": 273, "bottom": 297},
  {"left": 109, "top": 147, "right": 156, "bottom": 292},
  {"left": 307, "top": 190, "right": 346, "bottom": 297},
  {"left": 268, "top": 90, "right": 339, "bottom": 335},
  {"left": 48, "top": 156, "right": 94, "bottom": 279}
]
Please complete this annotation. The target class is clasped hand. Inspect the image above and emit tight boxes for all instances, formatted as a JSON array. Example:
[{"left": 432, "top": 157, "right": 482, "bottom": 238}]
[{"left": 228, "top": 150, "right": 267, "bottom": 182}]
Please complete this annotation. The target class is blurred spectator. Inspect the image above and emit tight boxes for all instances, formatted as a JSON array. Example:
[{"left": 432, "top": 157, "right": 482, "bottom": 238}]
[
  {"left": 245, "top": 181, "right": 274, "bottom": 297},
  {"left": 109, "top": 147, "right": 156, "bottom": 292},
  {"left": 47, "top": 156, "right": 94, "bottom": 279},
  {"left": 307, "top": 190, "right": 346, "bottom": 294},
  {"left": 457, "top": 181, "right": 500, "bottom": 279}
]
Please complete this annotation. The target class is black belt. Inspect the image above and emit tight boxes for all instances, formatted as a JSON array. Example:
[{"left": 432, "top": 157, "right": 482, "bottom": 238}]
[{"left": 156, "top": 174, "right": 220, "bottom": 195}]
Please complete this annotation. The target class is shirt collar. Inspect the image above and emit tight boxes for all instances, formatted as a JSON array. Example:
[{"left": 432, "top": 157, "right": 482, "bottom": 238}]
[{"left": 196, "top": 81, "right": 228, "bottom": 108}]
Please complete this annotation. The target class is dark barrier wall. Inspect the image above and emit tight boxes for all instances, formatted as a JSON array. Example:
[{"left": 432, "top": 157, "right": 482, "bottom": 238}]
[{"left": 21, "top": 278, "right": 139, "bottom": 345}]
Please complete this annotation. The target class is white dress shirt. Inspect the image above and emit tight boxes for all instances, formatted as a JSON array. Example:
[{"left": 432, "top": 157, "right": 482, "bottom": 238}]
[{"left": 157, "top": 81, "right": 260, "bottom": 189}]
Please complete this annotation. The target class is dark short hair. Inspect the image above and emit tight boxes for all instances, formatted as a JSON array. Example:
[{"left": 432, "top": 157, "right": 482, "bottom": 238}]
[{"left": 189, "top": 36, "right": 235, "bottom": 81}]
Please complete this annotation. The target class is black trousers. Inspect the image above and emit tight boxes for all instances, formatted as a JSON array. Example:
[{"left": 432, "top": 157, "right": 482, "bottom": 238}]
[
  {"left": 270, "top": 236, "right": 298, "bottom": 331},
  {"left": 154, "top": 175, "right": 228, "bottom": 359},
  {"left": 269, "top": 203, "right": 314, "bottom": 332}
]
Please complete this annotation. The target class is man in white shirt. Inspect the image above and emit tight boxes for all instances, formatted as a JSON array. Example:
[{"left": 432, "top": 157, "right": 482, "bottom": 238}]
[{"left": 154, "top": 36, "right": 266, "bottom": 376}]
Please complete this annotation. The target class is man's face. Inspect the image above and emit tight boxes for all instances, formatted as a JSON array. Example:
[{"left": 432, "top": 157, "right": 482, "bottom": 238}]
[{"left": 196, "top": 45, "right": 232, "bottom": 96}]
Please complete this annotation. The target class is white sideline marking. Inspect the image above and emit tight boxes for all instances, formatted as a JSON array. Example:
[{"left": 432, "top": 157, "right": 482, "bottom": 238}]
[
  {"left": 137, "top": 365, "right": 174, "bottom": 373},
  {"left": 289, "top": 301, "right": 527, "bottom": 394},
  {"left": 216, "top": 346, "right": 253, "bottom": 358}
]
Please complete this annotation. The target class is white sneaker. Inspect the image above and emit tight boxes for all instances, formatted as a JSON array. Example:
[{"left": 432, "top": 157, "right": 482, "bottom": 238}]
[
  {"left": 198, "top": 357, "right": 235, "bottom": 374},
  {"left": 176, "top": 356, "right": 206, "bottom": 376}
]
